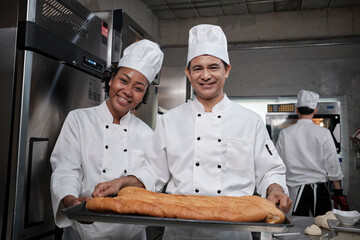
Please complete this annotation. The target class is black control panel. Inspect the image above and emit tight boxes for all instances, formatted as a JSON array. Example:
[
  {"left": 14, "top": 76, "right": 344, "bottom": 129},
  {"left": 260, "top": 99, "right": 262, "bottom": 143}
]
[{"left": 82, "top": 56, "right": 104, "bottom": 73}]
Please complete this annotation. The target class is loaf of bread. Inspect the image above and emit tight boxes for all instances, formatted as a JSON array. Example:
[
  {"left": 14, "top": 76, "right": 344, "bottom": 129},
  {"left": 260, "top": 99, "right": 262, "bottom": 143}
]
[{"left": 86, "top": 187, "right": 285, "bottom": 224}]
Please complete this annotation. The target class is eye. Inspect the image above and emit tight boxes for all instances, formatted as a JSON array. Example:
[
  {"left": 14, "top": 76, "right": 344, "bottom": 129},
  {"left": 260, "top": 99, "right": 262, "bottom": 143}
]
[
  {"left": 134, "top": 86, "right": 145, "bottom": 92},
  {"left": 210, "top": 65, "right": 220, "bottom": 70}
]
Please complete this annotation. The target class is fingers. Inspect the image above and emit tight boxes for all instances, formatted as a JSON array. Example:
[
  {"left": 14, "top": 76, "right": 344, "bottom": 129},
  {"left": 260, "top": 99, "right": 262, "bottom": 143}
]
[
  {"left": 92, "top": 182, "right": 118, "bottom": 197},
  {"left": 78, "top": 196, "right": 91, "bottom": 202},
  {"left": 267, "top": 192, "right": 292, "bottom": 213}
]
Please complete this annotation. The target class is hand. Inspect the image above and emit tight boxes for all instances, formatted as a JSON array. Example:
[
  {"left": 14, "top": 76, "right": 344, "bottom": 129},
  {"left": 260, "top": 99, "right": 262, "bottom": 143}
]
[
  {"left": 266, "top": 184, "right": 292, "bottom": 213},
  {"left": 92, "top": 175, "right": 145, "bottom": 198},
  {"left": 333, "top": 189, "right": 350, "bottom": 211},
  {"left": 62, "top": 195, "right": 91, "bottom": 208},
  {"left": 62, "top": 195, "right": 93, "bottom": 224},
  {"left": 92, "top": 178, "right": 124, "bottom": 198}
]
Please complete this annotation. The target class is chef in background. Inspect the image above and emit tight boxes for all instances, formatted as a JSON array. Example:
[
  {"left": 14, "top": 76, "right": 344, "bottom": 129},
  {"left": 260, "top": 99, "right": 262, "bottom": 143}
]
[
  {"left": 50, "top": 39, "right": 163, "bottom": 240},
  {"left": 93, "top": 24, "right": 291, "bottom": 240},
  {"left": 276, "top": 89, "right": 349, "bottom": 217}
]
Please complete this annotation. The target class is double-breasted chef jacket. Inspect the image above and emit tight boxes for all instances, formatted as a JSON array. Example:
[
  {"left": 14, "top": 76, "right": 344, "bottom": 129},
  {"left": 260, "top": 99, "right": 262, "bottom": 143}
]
[
  {"left": 131, "top": 94, "right": 288, "bottom": 198},
  {"left": 50, "top": 100, "right": 152, "bottom": 240},
  {"left": 276, "top": 119, "right": 343, "bottom": 213}
]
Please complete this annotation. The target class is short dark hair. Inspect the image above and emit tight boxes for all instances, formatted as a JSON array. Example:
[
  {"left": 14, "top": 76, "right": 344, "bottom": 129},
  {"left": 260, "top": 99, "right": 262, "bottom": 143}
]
[
  {"left": 102, "top": 65, "right": 149, "bottom": 110},
  {"left": 297, "top": 107, "right": 315, "bottom": 115},
  {"left": 187, "top": 59, "right": 228, "bottom": 71}
]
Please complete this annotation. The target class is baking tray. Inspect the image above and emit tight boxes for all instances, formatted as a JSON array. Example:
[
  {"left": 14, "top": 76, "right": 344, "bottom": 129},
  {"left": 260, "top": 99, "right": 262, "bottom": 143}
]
[
  {"left": 62, "top": 202, "right": 293, "bottom": 233},
  {"left": 328, "top": 219, "right": 360, "bottom": 233}
]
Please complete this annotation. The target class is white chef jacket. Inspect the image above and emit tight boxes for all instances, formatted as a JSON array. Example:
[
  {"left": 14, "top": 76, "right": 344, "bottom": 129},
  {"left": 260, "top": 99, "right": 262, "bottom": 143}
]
[
  {"left": 275, "top": 119, "right": 343, "bottom": 188},
  {"left": 130, "top": 95, "right": 288, "bottom": 239},
  {"left": 50, "top": 101, "right": 152, "bottom": 240},
  {"left": 133, "top": 95, "right": 288, "bottom": 196}
]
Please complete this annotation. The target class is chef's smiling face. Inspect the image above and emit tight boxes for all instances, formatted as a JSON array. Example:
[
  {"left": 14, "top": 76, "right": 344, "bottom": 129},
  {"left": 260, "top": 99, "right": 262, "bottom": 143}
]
[
  {"left": 107, "top": 67, "right": 148, "bottom": 123},
  {"left": 185, "top": 55, "right": 231, "bottom": 105}
]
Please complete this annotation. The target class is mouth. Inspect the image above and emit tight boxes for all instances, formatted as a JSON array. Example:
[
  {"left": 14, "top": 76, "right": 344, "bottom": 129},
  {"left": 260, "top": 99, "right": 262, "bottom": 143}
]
[
  {"left": 116, "top": 95, "right": 131, "bottom": 104},
  {"left": 199, "top": 82, "right": 215, "bottom": 87}
]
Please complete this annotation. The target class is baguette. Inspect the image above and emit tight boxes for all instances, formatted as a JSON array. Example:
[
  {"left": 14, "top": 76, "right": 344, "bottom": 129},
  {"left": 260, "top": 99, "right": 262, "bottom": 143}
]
[{"left": 86, "top": 187, "right": 285, "bottom": 224}]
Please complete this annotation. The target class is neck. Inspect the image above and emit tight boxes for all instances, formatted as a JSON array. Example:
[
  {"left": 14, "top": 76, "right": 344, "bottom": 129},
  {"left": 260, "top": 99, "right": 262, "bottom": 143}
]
[
  {"left": 197, "top": 93, "right": 224, "bottom": 112},
  {"left": 106, "top": 100, "right": 127, "bottom": 124},
  {"left": 298, "top": 113, "right": 314, "bottom": 120}
]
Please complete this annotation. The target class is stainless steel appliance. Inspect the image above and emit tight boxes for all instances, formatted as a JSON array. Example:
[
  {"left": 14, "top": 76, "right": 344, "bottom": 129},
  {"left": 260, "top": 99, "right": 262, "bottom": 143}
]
[{"left": 0, "top": 0, "right": 107, "bottom": 239}]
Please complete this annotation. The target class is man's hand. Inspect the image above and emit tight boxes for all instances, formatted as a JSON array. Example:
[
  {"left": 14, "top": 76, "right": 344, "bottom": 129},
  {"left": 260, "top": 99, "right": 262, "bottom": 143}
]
[
  {"left": 92, "top": 176, "right": 144, "bottom": 197},
  {"left": 266, "top": 183, "right": 292, "bottom": 213},
  {"left": 333, "top": 189, "right": 350, "bottom": 211}
]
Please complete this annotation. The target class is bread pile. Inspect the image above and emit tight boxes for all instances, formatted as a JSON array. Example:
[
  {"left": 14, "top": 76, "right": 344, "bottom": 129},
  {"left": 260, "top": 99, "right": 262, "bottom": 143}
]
[
  {"left": 86, "top": 187, "right": 285, "bottom": 224},
  {"left": 305, "top": 211, "right": 337, "bottom": 236}
]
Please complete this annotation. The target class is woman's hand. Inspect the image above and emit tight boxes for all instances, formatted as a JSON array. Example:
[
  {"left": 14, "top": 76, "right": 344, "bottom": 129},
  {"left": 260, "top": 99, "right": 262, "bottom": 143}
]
[{"left": 62, "top": 195, "right": 91, "bottom": 208}]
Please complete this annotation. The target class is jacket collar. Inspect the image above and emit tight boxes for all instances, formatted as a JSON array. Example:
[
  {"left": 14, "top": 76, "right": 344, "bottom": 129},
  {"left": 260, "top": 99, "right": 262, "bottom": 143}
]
[
  {"left": 193, "top": 94, "right": 231, "bottom": 113},
  {"left": 297, "top": 119, "right": 313, "bottom": 124},
  {"left": 98, "top": 100, "right": 131, "bottom": 124}
]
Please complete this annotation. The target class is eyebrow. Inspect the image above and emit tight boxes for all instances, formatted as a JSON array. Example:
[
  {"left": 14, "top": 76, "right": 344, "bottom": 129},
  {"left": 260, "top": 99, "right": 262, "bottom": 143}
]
[{"left": 121, "top": 73, "right": 146, "bottom": 87}]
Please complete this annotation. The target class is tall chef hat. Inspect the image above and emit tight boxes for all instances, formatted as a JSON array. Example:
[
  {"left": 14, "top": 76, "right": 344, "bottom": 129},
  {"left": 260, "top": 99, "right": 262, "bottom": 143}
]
[
  {"left": 296, "top": 90, "right": 319, "bottom": 109},
  {"left": 187, "top": 24, "right": 230, "bottom": 66},
  {"left": 118, "top": 39, "right": 164, "bottom": 83}
]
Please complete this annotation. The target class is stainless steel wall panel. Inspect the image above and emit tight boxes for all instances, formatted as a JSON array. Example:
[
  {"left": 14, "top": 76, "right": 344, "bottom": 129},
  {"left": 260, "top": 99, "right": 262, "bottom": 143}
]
[{"left": 23, "top": 0, "right": 108, "bottom": 62}]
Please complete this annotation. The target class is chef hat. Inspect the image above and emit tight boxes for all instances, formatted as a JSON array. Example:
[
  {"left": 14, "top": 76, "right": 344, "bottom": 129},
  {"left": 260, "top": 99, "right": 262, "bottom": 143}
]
[
  {"left": 296, "top": 90, "right": 319, "bottom": 109},
  {"left": 118, "top": 39, "right": 164, "bottom": 83},
  {"left": 187, "top": 24, "right": 230, "bottom": 66}
]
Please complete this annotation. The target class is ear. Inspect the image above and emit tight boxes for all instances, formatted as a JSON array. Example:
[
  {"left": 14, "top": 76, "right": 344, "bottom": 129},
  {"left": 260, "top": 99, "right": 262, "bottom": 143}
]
[
  {"left": 185, "top": 68, "right": 191, "bottom": 82},
  {"left": 314, "top": 108, "right": 318, "bottom": 114},
  {"left": 225, "top": 64, "right": 232, "bottom": 78}
]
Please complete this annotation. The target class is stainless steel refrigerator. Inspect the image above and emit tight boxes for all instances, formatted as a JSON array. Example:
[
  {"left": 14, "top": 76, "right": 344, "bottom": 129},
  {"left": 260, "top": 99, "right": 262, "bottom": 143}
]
[{"left": 0, "top": 0, "right": 107, "bottom": 239}]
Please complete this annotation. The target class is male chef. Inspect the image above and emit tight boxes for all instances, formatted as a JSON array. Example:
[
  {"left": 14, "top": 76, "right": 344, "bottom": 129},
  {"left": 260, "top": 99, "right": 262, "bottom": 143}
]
[
  {"left": 276, "top": 90, "right": 349, "bottom": 216},
  {"left": 93, "top": 24, "right": 292, "bottom": 239}
]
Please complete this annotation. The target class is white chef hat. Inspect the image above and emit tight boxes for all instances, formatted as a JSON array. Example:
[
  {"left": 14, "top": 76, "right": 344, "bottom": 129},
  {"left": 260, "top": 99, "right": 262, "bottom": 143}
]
[
  {"left": 118, "top": 39, "right": 164, "bottom": 83},
  {"left": 187, "top": 24, "right": 230, "bottom": 66},
  {"left": 296, "top": 90, "right": 319, "bottom": 109}
]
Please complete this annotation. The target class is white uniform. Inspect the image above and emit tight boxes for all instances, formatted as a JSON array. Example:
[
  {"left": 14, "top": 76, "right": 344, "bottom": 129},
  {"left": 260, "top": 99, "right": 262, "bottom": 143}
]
[
  {"left": 50, "top": 101, "right": 152, "bottom": 240},
  {"left": 130, "top": 95, "right": 288, "bottom": 240},
  {"left": 276, "top": 119, "right": 343, "bottom": 213}
]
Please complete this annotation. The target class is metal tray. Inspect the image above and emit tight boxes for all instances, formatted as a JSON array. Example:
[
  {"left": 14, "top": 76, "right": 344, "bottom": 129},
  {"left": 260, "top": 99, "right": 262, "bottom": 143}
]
[
  {"left": 62, "top": 202, "right": 293, "bottom": 233},
  {"left": 328, "top": 219, "right": 360, "bottom": 233}
]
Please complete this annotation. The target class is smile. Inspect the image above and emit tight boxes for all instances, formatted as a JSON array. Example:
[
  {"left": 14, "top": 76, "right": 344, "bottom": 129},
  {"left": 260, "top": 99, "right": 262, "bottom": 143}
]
[
  {"left": 117, "top": 95, "right": 131, "bottom": 104},
  {"left": 199, "top": 82, "right": 215, "bottom": 86}
]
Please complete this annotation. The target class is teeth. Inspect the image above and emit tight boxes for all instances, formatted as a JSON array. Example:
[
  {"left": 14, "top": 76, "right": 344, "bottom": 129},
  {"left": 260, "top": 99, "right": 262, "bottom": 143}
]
[{"left": 118, "top": 96, "right": 129, "bottom": 103}]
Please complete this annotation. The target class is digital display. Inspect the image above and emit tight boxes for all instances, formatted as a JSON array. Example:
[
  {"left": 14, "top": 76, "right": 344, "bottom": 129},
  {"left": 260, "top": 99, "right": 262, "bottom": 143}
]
[
  {"left": 268, "top": 104, "right": 295, "bottom": 113},
  {"left": 82, "top": 56, "right": 104, "bottom": 73}
]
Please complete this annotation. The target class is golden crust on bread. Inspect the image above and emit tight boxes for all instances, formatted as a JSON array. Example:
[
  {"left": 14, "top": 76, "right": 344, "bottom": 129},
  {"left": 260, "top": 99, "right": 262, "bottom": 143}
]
[{"left": 86, "top": 187, "right": 285, "bottom": 224}]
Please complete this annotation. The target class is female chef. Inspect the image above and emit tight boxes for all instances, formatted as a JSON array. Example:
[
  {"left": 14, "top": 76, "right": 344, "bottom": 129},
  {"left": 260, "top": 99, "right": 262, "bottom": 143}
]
[
  {"left": 50, "top": 39, "right": 163, "bottom": 240},
  {"left": 93, "top": 25, "right": 292, "bottom": 240}
]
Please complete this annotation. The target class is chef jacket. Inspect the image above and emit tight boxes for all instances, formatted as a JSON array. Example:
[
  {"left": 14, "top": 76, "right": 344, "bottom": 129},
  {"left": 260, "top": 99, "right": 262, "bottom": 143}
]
[
  {"left": 276, "top": 119, "right": 343, "bottom": 188},
  {"left": 131, "top": 94, "right": 288, "bottom": 198},
  {"left": 50, "top": 100, "right": 152, "bottom": 240}
]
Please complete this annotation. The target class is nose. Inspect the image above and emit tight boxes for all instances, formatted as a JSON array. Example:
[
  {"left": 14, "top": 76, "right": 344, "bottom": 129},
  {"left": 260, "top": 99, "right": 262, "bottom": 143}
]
[
  {"left": 123, "top": 85, "right": 133, "bottom": 97},
  {"left": 201, "top": 69, "right": 211, "bottom": 81}
]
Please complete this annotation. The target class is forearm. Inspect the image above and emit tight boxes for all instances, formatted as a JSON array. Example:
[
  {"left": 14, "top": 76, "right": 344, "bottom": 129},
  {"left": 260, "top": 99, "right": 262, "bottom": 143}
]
[
  {"left": 332, "top": 180, "right": 341, "bottom": 190},
  {"left": 122, "top": 175, "right": 145, "bottom": 188}
]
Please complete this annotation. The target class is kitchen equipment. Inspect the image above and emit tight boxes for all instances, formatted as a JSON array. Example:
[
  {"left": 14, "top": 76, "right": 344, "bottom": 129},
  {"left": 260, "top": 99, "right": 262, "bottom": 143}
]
[
  {"left": 62, "top": 202, "right": 293, "bottom": 233},
  {"left": 0, "top": 0, "right": 107, "bottom": 238}
]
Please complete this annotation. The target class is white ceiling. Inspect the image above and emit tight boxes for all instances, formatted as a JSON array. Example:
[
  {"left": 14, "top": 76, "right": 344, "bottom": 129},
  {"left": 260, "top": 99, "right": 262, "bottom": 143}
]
[{"left": 142, "top": 0, "right": 360, "bottom": 19}]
